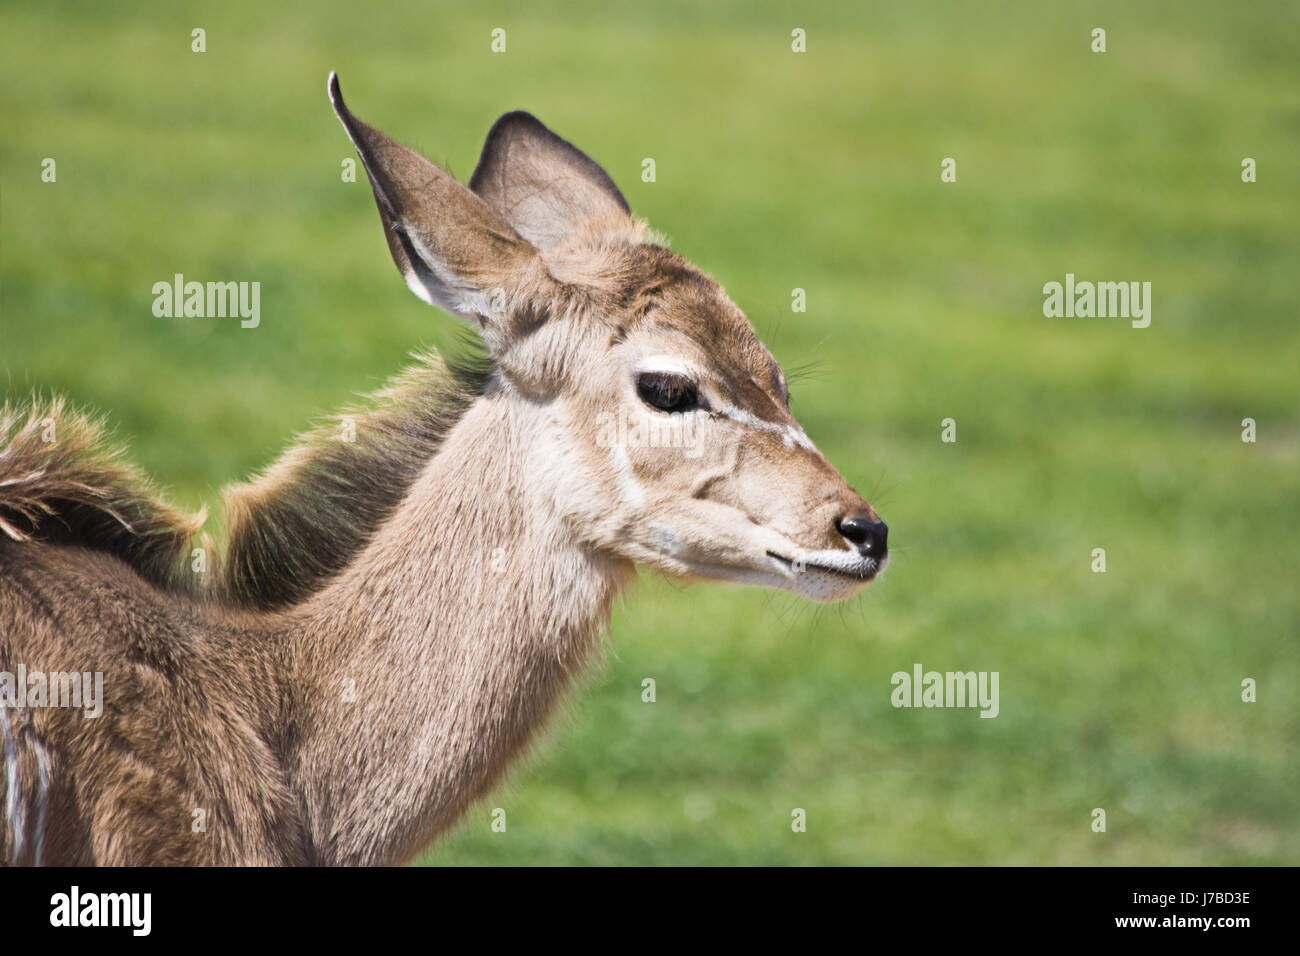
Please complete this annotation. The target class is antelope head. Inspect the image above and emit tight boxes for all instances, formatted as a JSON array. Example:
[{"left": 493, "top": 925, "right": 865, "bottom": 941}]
[{"left": 330, "top": 74, "right": 887, "bottom": 603}]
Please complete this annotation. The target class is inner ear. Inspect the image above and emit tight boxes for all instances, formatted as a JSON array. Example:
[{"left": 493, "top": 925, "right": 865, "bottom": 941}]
[
  {"left": 328, "top": 73, "right": 540, "bottom": 343},
  {"left": 469, "top": 111, "right": 630, "bottom": 251}
]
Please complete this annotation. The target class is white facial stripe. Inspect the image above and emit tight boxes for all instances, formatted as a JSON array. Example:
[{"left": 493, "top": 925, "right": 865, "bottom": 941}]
[
  {"left": 609, "top": 443, "right": 645, "bottom": 509},
  {"left": 715, "top": 403, "right": 815, "bottom": 450}
]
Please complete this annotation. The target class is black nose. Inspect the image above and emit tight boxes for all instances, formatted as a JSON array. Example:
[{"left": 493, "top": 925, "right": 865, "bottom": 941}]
[{"left": 836, "top": 516, "right": 888, "bottom": 559}]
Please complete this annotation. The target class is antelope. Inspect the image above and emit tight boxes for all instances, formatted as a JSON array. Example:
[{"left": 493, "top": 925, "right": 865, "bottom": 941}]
[{"left": 0, "top": 74, "right": 888, "bottom": 866}]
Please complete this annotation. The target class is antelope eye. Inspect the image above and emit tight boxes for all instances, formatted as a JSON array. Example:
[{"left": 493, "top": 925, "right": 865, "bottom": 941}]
[{"left": 636, "top": 371, "right": 699, "bottom": 413}]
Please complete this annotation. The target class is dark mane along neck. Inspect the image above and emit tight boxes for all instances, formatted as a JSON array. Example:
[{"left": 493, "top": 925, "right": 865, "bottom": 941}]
[
  {"left": 218, "top": 348, "right": 491, "bottom": 609},
  {"left": 0, "top": 398, "right": 202, "bottom": 590},
  {"left": 0, "top": 348, "right": 492, "bottom": 609}
]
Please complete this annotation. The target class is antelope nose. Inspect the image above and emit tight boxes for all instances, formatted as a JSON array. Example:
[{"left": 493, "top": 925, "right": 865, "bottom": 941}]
[{"left": 836, "top": 516, "right": 888, "bottom": 559}]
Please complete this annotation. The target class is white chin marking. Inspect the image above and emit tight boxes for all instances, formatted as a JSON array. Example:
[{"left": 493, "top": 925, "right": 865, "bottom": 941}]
[
  {"left": 767, "top": 548, "right": 883, "bottom": 602},
  {"left": 793, "top": 547, "right": 878, "bottom": 577}
]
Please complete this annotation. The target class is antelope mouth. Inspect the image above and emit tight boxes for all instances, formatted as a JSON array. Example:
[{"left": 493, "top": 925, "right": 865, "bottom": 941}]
[{"left": 765, "top": 549, "right": 884, "bottom": 582}]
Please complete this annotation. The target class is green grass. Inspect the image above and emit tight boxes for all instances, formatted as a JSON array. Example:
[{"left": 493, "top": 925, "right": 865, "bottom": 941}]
[{"left": 2, "top": 0, "right": 1296, "bottom": 864}]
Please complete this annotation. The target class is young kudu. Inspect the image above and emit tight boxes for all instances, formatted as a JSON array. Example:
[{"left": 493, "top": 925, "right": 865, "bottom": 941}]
[{"left": 0, "top": 74, "right": 888, "bottom": 865}]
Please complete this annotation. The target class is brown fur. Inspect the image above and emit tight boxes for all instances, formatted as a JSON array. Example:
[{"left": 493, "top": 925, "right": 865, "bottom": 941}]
[
  {"left": 0, "top": 400, "right": 204, "bottom": 591},
  {"left": 0, "top": 76, "right": 884, "bottom": 865},
  {"left": 220, "top": 349, "right": 492, "bottom": 609}
]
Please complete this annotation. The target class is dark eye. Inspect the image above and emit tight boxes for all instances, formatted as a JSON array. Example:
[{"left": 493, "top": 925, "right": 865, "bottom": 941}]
[{"left": 636, "top": 372, "right": 699, "bottom": 413}]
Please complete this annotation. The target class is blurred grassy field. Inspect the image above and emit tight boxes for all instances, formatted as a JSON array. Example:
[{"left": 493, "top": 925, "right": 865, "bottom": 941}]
[{"left": 2, "top": 0, "right": 1296, "bottom": 864}]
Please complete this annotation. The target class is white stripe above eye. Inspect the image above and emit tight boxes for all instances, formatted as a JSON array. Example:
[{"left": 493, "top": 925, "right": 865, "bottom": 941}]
[{"left": 637, "top": 355, "right": 696, "bottom": 377}]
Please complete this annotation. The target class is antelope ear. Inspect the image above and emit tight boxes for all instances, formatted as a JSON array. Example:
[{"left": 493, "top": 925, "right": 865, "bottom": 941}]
[
  {"left": 328, "top": 73, "right": 539, "bottom": 332},
  {"left": 469, "top": 111, "right": 630, "bottom": 251}
]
